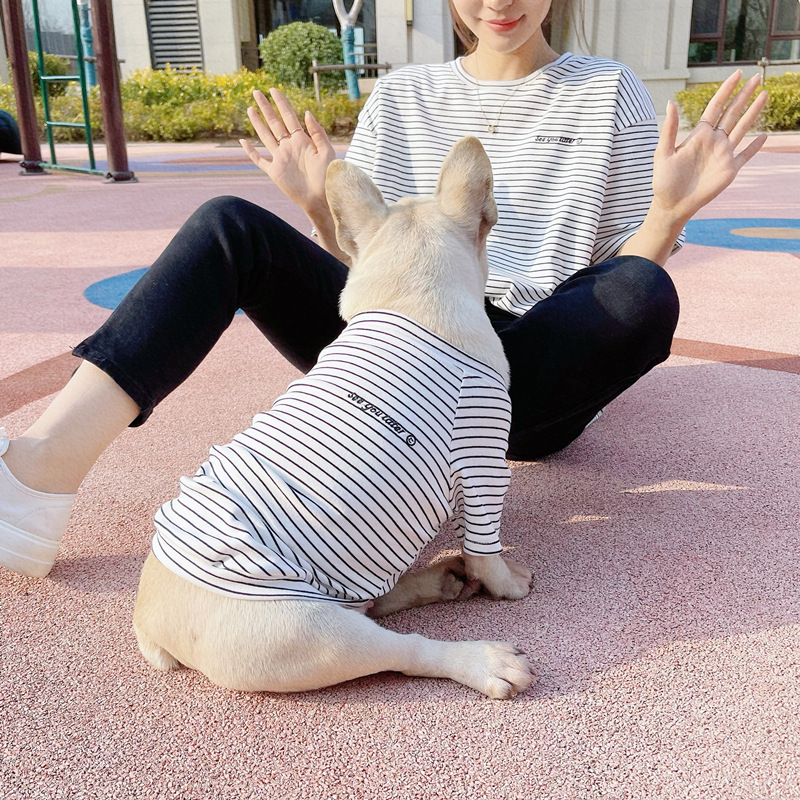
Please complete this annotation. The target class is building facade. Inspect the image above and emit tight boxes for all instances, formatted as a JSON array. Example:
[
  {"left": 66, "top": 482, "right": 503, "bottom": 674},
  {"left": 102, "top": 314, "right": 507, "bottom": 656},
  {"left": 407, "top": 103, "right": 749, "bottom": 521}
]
[{"left": 6, "top": 1, "right": 798, "bottom": 106}]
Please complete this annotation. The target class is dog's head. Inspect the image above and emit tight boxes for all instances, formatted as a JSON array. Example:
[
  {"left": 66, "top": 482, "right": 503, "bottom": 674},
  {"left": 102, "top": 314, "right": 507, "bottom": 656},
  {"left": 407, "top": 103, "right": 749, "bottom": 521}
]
[{"left": 326, "top": 137, "right": 498, "bottom": 322}]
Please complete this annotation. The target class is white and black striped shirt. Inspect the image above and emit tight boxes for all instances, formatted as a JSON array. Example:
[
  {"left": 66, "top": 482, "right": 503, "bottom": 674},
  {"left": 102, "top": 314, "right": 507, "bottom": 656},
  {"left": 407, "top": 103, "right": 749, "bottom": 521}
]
[
  {"left": 152, "top": 312, "right": 511, "bottom": 604},
  {"left": 345, "top": 53, "right": 680, "bottom": 316}
]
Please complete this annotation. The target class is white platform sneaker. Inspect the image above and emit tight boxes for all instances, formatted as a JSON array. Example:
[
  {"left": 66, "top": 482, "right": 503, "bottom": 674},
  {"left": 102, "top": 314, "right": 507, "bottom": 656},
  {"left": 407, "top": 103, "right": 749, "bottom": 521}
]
[{"left": 0, "top": 429, "right": 76, "bottom": 577}]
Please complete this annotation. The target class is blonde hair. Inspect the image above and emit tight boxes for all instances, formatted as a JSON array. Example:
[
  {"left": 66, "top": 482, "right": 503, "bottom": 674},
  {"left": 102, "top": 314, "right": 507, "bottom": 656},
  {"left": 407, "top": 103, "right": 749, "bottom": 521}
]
[{"left": 448, "top": 1, "right": 586, "bottom": 55}]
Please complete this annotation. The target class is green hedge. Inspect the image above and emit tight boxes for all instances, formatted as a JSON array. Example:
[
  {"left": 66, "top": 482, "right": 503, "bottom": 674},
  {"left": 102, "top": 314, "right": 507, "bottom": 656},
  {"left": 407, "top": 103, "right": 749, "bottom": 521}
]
[
  {"left": 0, "top": 66, "right": 366, "bottom": 142},
  {"left": 676, "top": 72, "right": 800, "bottom": 131}
]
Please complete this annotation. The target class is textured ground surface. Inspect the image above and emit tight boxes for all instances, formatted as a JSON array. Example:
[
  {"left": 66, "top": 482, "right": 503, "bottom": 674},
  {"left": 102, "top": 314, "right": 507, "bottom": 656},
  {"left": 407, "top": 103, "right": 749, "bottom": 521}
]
[{"left": 1, "top": 134, "right": 799, "bottom": 799}]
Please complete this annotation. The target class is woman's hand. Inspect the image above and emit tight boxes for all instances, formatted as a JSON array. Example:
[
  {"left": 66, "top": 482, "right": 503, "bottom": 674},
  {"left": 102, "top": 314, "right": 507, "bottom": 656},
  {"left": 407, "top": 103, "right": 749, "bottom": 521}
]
[
  {"left": 240, "top": 88, "right": 337, "bottom": 217},
  {"left": 620, "top": 71, "right": 768, "bottom": 265},
  {"left": 653, "top": 71, "right": 768, "bottom": 224}
]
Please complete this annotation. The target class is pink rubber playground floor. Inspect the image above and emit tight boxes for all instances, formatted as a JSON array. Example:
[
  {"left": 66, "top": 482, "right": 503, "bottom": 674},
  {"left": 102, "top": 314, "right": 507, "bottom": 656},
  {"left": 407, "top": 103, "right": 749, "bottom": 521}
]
[{"left": 1, "top": 135, "right": 799, "bottom": 799}]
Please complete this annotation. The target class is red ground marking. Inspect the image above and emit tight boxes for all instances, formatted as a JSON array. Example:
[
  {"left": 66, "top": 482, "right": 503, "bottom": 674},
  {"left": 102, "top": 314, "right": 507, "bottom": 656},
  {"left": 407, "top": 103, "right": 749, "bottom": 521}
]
[
  {"left": 162, "top": 156, "right": 251, "bottom": 165},
  {"left": 0, "top": 340, "right": 797, "bottom": 419},
  {"left": 760, "top": 144, "right": 800, "bottom": 153},
  {"left": 672, "top": 338, "right": 800, "bottom": 374},
  {"left": 0, "top": 352, "right": 77, "bottom": 417}
]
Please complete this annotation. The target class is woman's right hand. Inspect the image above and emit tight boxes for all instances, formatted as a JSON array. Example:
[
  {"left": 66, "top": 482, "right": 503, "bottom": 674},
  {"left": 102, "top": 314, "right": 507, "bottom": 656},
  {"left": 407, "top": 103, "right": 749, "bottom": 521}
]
[{"left": 240, "top": 88, "right": 337, "bottom": 216}]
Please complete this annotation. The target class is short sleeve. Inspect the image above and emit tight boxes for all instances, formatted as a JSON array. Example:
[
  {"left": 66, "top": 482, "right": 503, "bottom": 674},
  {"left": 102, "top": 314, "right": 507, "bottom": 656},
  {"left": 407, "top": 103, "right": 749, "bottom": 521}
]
[
  {"left": 344, "top": 80, "right": 381, "bottom": 178},
  {"left": 449, "top": 374, "right": 511, "bottom": 556}
]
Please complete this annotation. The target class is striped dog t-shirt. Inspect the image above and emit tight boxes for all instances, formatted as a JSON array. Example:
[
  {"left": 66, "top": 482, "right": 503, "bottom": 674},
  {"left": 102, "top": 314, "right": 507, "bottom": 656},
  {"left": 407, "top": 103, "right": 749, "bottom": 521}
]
[{"left": 151, "top": 311, "right": 512, "bottom": 606}]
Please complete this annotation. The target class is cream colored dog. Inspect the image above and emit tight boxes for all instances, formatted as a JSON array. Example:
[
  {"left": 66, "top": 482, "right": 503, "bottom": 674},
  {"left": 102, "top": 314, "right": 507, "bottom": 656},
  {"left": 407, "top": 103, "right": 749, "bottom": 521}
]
[{"left": 133, "top": 137, "right": 534, "bottom": 699}]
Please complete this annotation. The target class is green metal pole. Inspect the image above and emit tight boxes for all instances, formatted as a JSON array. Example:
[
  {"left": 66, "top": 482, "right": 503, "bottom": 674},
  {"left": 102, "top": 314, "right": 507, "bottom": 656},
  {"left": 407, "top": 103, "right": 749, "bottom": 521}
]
[
  {"left": 29, "top": 0, "right": 57, "bottom": 165},
  {"left": 77, "top": 0, "right": 97, "bottom": 86},
  {"left": 341, "top": 25, "right": 360, "bottom": 100},
  {"left": 70, "top": 0, "right": 97, "bottom": 171}
]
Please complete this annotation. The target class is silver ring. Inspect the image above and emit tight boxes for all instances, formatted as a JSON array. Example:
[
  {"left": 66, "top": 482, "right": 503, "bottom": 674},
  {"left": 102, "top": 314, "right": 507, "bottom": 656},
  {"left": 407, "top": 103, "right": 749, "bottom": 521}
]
[
  {"left": 714, "top": 124, "right": 731, "bottom": 136},
  {"left": 288, "top": 127, "right": 304, "bottom": 135},
  {"left": 696, "top": 119, "right": 716, "bottom": 131},
  {"left": 276, "top": 132, "right": 290, "bottom": 142}
]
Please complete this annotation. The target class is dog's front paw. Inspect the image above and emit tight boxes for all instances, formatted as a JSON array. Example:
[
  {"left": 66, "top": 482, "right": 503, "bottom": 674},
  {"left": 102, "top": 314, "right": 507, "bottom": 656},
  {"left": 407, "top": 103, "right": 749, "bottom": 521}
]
[
  {"left": 467, "top": 555, "right": 532, "bottom": 601},
  {"left": 450, "top": 641, "right": 534, "bottom": 699},
  {"left": 488, "top": 558, "right": 532, "bottom": 600}
]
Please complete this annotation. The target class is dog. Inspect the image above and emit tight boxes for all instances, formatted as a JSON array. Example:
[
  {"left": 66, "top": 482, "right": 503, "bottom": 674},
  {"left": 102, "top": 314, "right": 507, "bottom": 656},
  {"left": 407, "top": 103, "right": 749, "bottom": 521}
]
[{"left": 133, "top": 137, "right": 534, "bottom": 699}]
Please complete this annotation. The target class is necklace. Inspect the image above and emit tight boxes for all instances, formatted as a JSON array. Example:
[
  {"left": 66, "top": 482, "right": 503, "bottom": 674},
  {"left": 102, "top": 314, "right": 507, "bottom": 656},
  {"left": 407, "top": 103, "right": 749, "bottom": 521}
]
[
  {"left": 472, "top": 55, "right": 523, "bottom": 134},
  {"left": 476, "top": 81, "right": 522, "bottom": 133}
]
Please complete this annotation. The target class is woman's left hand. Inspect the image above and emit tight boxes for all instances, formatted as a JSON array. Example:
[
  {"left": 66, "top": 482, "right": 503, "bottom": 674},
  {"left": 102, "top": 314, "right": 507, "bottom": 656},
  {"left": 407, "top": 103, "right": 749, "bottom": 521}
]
[
  {"left": 240, "top": 88, "right": 337, "bottom": 216},
  {"left": 653, "top": 71, "right": 769, "bottom": 225}
]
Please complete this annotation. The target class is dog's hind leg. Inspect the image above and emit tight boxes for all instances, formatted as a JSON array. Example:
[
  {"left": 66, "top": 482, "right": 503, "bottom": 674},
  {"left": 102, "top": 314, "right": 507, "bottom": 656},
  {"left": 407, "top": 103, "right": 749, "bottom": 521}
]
[
  {"left": 368, "top": 556, "right": 480, "bottom": 618},
  {"left": 132, "top": 553, "right": 183, "bottom": 671},
  {"left": 281, "top": 603, "right": 534, "bottom": 699},
  {"left": 133, "top": 625, "right": 182, "bottom": 672},
  {"left": 133, "top": 553, "right": 533, "bottom": 698}
]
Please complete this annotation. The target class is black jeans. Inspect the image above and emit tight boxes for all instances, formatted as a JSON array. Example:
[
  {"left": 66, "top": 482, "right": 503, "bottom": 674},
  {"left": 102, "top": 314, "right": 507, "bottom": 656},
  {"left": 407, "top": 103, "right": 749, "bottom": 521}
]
[{"left": 73, "top": 196, "right": 679, "bottom": 461}]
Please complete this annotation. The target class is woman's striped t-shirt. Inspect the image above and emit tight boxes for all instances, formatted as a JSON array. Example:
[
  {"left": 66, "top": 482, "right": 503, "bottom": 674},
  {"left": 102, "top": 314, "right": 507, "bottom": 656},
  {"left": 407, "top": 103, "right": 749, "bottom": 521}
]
[
  {"left": 151, "top": 311, "right": 512, "bottom": 605},
  {"left": 345, "top": 53, "right": 681, "bottom": 317}
]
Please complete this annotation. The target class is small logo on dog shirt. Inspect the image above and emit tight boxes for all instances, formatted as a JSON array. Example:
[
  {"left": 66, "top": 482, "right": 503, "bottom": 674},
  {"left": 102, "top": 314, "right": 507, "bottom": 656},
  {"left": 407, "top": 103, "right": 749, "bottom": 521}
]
[{"left": 347, "top": 392, "right": 417, "bottom": 446}]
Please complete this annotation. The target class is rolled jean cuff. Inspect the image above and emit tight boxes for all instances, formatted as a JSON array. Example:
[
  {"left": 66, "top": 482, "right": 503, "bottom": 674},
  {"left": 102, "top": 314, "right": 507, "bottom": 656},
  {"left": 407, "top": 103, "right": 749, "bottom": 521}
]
[{"left": 71, "top": 343, "right": 153, "bottom": 427}]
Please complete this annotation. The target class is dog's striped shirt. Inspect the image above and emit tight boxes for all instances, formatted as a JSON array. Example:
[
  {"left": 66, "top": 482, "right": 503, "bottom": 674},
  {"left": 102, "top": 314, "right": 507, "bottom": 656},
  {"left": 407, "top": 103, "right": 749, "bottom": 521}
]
[
  {"left": 151, "top": 311, "right": 511, "bottom": 605},
  {"left": 345, "top": 53, "right": 683, "bottom": 317}
]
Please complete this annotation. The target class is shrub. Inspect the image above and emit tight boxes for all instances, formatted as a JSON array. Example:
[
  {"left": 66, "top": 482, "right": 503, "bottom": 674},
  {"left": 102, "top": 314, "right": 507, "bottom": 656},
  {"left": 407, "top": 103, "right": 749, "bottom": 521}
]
[
  {"left": 118, "top": 67, "right": 363, "bottom": 142},
  {"left": 121, "top": 66, "right": 271, "bottom": 141},
  {"left": 0, "top": 66, "right": 367, "bottom": 142},
  {"left": 759, "top": 72, "right": 800, "bottom": 131},
  {"left": 675, "top": 72, "right": 800, "bottom": 131},
  {"left": 0, "top": 81, "right": 16, "bottom": 115},
  {"left": 258, "top": 21, "right": 345, "bottom": 91},
  {"left": 28, "top": 51, "right": 72, "bottom": 98},
  {"left": 45, "top": 86, "right": 104, "bottom": 141}
]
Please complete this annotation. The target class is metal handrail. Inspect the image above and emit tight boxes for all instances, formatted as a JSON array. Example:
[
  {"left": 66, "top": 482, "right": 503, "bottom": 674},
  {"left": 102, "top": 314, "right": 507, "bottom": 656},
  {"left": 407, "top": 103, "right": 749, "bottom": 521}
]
[
  {"left": 757, "top": 56, "right": 800, "bottom": 82},
  {"left": 309, "top": 59, "right": 391, "bottom": 104}
]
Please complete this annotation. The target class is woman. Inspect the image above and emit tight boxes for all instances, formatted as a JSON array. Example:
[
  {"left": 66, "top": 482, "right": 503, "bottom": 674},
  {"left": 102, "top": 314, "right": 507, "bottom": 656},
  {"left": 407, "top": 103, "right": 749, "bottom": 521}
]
[{"left": 0, "top": 0, "right": 768, "bottom": 577}]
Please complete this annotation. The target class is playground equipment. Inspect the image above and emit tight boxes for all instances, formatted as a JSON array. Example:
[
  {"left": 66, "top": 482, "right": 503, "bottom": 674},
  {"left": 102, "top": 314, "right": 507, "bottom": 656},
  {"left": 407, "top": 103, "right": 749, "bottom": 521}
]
[
  {"left": 0, "top": 109, "right": 22, "bottom": 155},
  {"left": 0, "top": 0, "right": 134, "bottom": 181}
]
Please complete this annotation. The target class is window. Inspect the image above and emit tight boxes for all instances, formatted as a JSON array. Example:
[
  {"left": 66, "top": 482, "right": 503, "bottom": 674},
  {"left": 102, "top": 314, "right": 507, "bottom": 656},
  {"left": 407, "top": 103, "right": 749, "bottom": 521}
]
[
  {"left": 689, "top": 0, "right": 800, "bottom": 64},
  {"left": 269, "top": 0, "right": 376, "bottom": 45},
  {"left": 266, "top": 0, "right": 378, "bottom": 71}
]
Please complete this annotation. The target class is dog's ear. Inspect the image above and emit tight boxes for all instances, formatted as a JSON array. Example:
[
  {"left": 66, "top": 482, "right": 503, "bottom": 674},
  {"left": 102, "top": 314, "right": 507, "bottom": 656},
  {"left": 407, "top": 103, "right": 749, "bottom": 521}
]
[
  {"left": 326, "top": 160, "right": 388, "bottom": 259},
  {"left": 435, "top": 137, "right": 497, "bottom": 239}
]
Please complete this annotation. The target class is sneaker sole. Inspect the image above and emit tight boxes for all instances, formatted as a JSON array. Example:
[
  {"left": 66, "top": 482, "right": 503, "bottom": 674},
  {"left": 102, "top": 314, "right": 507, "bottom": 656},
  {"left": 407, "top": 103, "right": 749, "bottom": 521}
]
[{"left": 0, "top": 518, "right": 60, "bottom": 577}]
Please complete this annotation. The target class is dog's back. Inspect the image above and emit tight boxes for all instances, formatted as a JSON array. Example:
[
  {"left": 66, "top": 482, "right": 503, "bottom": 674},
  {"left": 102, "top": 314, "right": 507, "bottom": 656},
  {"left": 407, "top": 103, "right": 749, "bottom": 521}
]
[{"left": 151, "top": 308, "right": 510, "bottom": 605}]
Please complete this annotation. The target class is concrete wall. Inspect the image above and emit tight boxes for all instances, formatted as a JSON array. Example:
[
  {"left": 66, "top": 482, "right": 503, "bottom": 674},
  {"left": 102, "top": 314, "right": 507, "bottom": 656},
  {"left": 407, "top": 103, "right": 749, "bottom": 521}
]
[
  {"left": 377, "top": 0, "right": 453, "bottom": 72},
  {"left": 558, "top": 0, "right": 799, "bottom": 104},
  {"left": 560, "top": 0, "right": 695, "bottom": 114},
  {"left": 109, "top": 0, "right": 792, "bottom": 97},
  {"left": 197, "top": 0, "right": 240, "bottom": 73},
  {"left": 112, "top": 0, "right": 151, "bottom": 76}
]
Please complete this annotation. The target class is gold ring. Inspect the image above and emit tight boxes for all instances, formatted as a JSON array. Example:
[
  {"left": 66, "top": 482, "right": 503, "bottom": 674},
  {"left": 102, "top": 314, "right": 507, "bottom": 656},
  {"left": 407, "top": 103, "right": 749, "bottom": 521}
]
[
  {"left": 289, "top": 127, "right": 304, "bottom": 135},
  {"left": 714, "top": 124, "right": 731, "bottom": 136},
  {"left": 696, "top": 120, "right": 716, "bottom": 130},
  {"left": 276, "top": 132, "right": 290, "bottom": 141}
]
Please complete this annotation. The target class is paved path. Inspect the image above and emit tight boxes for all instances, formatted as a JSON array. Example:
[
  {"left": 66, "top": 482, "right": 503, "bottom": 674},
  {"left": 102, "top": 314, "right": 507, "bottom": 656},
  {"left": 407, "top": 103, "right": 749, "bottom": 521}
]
[{"left": 1, "top": 135, "right": 799, "bottom": 799}]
